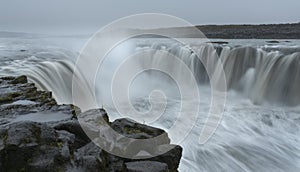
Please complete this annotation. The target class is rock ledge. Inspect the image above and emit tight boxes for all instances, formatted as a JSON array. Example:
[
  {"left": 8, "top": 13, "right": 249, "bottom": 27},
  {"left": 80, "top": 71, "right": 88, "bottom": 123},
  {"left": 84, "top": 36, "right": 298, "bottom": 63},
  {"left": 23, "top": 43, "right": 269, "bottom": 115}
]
[{"left": 0, "top": 76, "right": 182, "bottom": 172}]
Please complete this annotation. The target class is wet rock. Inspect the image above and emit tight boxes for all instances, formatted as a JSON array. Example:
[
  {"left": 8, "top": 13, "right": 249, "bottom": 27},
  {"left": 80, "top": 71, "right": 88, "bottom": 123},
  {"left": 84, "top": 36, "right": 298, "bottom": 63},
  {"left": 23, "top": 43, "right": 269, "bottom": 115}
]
[
  {"left": 79, "top": 108, "right": 110, "bottom": 126},
  {"left": 74, "top": 142, "right": 106, "bottom": 172},
  {"left": 111, "top": 118, "right": 168, "bottom": 140},
  {"left": 0, "top": 93, "right": 13, "bottom": 104},
  {"left": 0, "top": 76, "right": 76, "bottom": 123},
  {"left": 147, "top": 145, "right": 182, "bottom": 172},
  {"left": 0, "top": 121, "right": 72, "bottom": 172},
  {"left": 54, "top": 120, "right": 91, "bottom": 149},
  {"left": 125, "top": 161, "right": 169, "bottom": 172},
  {"left": 108, "top": 118, "right": 171, "bottom": 158},
  {"left": 210, "top": 41, "right": 229, "bottom": 44},
  {"left": 0, "top": 76, "right": 183, "bottom": 171},
  {"left": 9, "top": 75, "right": 27, "bottom": 84},
  {"left": 266, "top": 40, "right": 280, "bottom": 44}
]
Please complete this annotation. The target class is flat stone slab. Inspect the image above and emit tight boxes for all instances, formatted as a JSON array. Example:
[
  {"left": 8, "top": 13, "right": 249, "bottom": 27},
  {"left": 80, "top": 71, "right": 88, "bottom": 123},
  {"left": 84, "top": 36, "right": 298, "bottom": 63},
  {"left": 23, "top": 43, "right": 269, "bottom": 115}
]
[{"left": 125, "top": 161, "right": 169, "bottom": 172}]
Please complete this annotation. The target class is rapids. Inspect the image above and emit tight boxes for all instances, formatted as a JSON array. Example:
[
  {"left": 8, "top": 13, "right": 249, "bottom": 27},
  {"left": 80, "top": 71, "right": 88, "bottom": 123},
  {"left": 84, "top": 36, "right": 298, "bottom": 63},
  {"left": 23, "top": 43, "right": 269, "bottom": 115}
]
[{"left": 0, "top": 36, "right": 299, "bottom": 171}]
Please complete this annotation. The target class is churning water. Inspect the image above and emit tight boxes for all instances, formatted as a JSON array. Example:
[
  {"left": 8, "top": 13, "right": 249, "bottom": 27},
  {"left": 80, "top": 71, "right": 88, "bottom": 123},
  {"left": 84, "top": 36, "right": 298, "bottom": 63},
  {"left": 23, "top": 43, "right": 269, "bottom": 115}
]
[{"left": 0, "top": 35, "right": 300, "bottom": 172}]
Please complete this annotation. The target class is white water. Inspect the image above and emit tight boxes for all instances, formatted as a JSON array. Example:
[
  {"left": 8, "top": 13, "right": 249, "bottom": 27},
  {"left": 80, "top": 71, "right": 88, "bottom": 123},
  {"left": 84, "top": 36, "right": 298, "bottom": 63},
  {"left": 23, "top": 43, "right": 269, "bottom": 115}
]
[{"left": 0, "top": 35, "right": 300, "bottom": 171}]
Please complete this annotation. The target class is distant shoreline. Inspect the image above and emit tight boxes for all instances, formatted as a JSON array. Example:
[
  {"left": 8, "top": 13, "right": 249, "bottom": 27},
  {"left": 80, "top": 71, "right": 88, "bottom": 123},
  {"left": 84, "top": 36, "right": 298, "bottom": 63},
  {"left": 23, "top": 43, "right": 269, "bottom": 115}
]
[
  {"left": 136, "top": 22, "right": 300, "bottom": 39},
  {"left": 196, "top": 22, "right": 300, "bottom": 39}
]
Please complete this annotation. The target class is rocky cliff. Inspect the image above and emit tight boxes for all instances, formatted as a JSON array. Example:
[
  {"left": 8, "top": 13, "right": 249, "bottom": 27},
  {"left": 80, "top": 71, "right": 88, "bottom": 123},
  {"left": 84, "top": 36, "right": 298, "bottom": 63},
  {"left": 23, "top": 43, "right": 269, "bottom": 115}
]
[{"left": 0, "top": 76, "right": 182, "bottom": 172}]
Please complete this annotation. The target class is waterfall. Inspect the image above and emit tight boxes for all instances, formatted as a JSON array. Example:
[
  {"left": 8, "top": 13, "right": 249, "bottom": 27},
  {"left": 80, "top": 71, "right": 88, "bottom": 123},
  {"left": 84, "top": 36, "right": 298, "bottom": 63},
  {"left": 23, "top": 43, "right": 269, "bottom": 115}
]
[
  {"left": 4, "top": 40, "right": 299, "bottom": 106},
  {"left": 221, "top": 46, "right": 300, "bottom": 106},
  {"left": 146, "top": 42, "right": 300, "bottom": 106},
  {"left": 1, "top": 38, "right": 299, "bottom": 172},
  {"left": 0, "top": 48, "right": 76, "bottom": 104},
  {"left": 25, "top": 60, "right": 74, "bottom": 104}
]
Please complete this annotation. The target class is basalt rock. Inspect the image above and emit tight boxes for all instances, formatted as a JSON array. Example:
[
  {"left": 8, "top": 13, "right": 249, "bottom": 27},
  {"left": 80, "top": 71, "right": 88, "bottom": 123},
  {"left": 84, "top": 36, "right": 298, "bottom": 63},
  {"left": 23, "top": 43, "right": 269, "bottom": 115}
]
[
  {"left": 0, "top": 76, "right": 182, "bottom": 172},
  {"left": 125, "top": 161, "right": 169, "bottom": 172}
]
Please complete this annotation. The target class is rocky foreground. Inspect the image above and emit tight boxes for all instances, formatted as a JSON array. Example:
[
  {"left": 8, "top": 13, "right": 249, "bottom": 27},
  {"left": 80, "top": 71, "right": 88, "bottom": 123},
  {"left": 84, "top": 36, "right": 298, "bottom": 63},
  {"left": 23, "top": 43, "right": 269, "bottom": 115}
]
[{"left": 0, "top": 76, "right": 182, "bottom": 172}]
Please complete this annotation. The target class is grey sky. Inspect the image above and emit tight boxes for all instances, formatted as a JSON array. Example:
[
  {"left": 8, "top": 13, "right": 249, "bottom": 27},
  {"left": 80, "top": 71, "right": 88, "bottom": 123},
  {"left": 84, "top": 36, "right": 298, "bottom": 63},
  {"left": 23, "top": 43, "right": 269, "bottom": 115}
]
[{"left": 1, "top": 0, "right": 299, "bottom": 34}]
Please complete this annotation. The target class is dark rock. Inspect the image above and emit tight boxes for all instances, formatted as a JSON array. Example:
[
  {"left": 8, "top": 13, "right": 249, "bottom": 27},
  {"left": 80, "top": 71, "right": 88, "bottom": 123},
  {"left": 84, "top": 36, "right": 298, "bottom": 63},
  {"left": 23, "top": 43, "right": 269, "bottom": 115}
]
[
  {"left": 125, "top": 161, "right": 169, "bottom": 172},
  {"left": 147, "top": 145, "right": 182, "bottom": 172},
  {"left": 0, "top": 76, "right": 183, "bottom": 172},
  {"left": 1, "top": 76, "right": 15, "bottom": 81},
  {"left": 0, "top": 122, "right": 72, "bottom": 172},
  {"left": 0, "top": 76, "right": 77, "bottom": 123},
  {"left": 74, "top": 142, "right": 106, "bottom": 172},
  {"left": 54, "top": 120, "right": 91, "bottom": 149},
  {"left": 110, "top": 118, "right": 171, "bottom": 158},
  {"left": 209, "top": 41, "right": 229, "bottom": 44},
  {"left": 0, "top": 93, "right": 13, "bottom": 104},
  {"left": 9, "top": 75, "right": 27, "bottom": 84},
  {"left": 266, "top": 40, "right": 280, "bottom": 44},
  {"left": 79, "top": 108, "right": 110, "bottom": 125},
  {"left": 111, "top": 118, "right": 169, "bottom": 141}
]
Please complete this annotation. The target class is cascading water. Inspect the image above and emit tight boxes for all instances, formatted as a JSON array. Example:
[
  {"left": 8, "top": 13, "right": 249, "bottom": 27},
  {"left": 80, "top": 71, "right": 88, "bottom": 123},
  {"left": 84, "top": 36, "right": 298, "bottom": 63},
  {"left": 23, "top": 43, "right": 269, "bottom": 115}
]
[
  {"left": 148, "top": 42, "right": 300, "bottom": 106},
  {"left": 220, "top": 46, "right": 300, "bottom": 106},
  {"left": 1, "top": 37, "right": 300, "bottom": 171},
  {"left": 0, "top": 38, "right": 77, "bottom": 103}
]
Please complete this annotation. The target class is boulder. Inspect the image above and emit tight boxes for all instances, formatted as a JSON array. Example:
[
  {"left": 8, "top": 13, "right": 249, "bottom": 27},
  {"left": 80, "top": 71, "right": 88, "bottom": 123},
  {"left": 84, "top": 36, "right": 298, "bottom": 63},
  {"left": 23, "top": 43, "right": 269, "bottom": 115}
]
[
  {"left": 74, "top": 142, "right": 106, "bottom": 172},
  {"left": 9, "top": 75, "right": 28, "bottom": 84},
  {"left": 0, "top": 121, "right": 73, "bottom": 172}
]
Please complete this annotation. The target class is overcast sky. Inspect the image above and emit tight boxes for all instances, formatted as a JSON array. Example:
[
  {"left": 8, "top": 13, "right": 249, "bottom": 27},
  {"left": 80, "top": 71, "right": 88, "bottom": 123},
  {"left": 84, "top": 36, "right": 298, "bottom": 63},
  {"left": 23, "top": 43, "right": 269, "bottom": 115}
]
[{"left": 1, "top": 0, "right": 300, "bottom": 34}]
